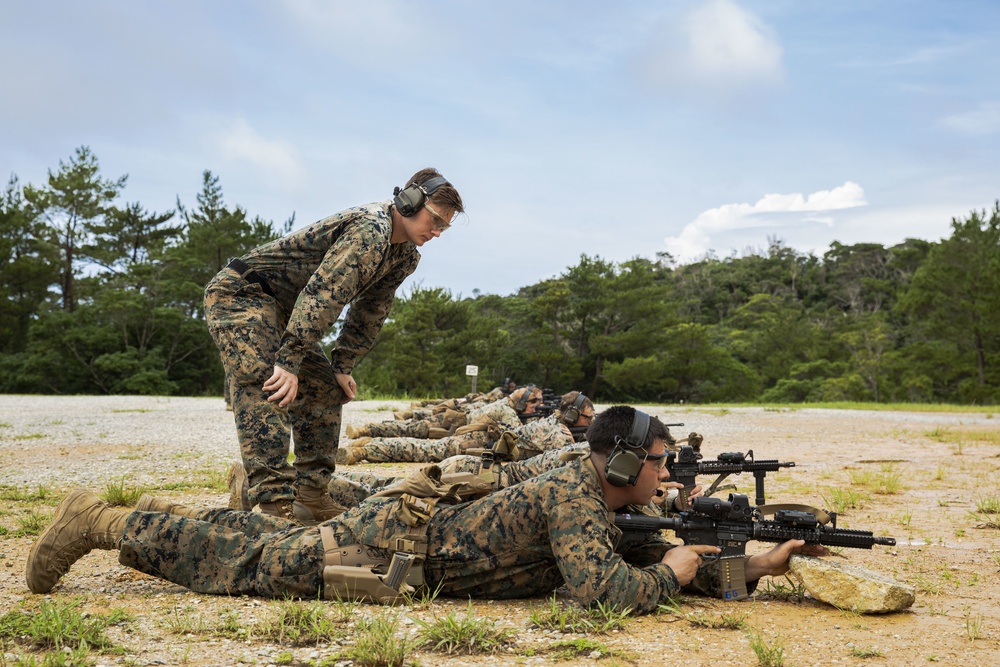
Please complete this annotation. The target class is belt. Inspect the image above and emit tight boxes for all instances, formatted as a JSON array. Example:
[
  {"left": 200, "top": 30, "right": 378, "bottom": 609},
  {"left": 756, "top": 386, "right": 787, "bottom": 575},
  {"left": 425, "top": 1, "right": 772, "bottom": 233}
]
[{"left": 227, "top": 258, "right": 276, "bottom": 299}]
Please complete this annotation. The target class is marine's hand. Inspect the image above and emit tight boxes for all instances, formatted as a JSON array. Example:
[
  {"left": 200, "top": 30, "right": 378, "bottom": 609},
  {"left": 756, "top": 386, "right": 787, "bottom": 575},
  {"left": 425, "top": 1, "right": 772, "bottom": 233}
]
[
  {"left": 560, "top": 424, "right": 572, "bottom": 437},
  {"left": 661, "top": 544, "right": 720, "bottom": 585},
  {"left": 264, "top": 366, "right": 299, "bottom": 407},
  {"left": 673, "top": 483, "right": 704, "bottom": 510},
  {"left": 335, "top": 373, "right": 357, "bottom": 403},
  {"left": 745, "top": 539, "right": 830, "bottom": 581}
]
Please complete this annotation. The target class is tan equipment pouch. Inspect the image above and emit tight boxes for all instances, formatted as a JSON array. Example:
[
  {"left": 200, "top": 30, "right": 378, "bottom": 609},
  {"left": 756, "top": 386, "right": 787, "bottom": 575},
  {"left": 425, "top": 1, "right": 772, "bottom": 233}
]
[{"left": 320, "top": 524, "right": 414, "bottom": 604}]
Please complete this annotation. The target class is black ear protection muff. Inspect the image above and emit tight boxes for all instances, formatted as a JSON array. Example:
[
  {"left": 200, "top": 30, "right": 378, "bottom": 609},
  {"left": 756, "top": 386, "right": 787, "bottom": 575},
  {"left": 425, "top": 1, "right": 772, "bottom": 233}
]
[
  {"left": 604, "top": 409, "right": 652, "bottom": 487},
  {"left": 562, "top": 393, "right": 588, "bottom": 423},
  {"left": 393, "top": 176, "right": 447, "bottom": 217},
  {"left": 513, "top": 384, "right": 537, "bottom": 412}
]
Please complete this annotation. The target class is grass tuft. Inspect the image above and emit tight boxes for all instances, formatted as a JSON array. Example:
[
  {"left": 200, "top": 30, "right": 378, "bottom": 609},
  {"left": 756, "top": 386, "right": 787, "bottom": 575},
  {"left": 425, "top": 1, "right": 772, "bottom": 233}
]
[
  {"left": 101, "top": 476, "right": 148, "bottom": 507},
  {"left": 529, "top": 595, "right": 632, "bottom": 634},
  {"left": 413, "top": 601, "right": 517, "bottom": 654},
  {"left": 338, "top": 612, "right": 410, "bottom": 667},
  {"left": 747, "top": 628, "right": 785, "bottom": 667}
]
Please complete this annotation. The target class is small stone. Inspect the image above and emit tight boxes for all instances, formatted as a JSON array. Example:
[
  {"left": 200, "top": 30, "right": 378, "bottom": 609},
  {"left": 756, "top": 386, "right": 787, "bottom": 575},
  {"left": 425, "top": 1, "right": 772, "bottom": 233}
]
[{"left": 788, "top": 555, "right": 915, "bottom": 613}]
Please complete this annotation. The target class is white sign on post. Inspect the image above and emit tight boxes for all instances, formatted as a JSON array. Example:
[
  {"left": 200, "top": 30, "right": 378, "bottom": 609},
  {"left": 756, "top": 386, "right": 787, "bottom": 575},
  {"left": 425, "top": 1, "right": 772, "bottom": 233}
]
[{"left": 466, "top": 365, "right": 479, "bottom": 393}]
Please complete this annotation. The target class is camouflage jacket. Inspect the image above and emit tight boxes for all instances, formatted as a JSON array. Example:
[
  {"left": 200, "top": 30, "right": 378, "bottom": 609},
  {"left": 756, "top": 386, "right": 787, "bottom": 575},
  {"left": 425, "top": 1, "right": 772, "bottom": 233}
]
[
  {"left": 512, "top": 414, "right": 575, "bottom": 458},
  {"left": 430, "top": 457, "right": 686, "bottom": 612},
  {"left": 466, "top": 397, "right": 520, "bottom": 430},
  {"left": 237, "top": 201, "right": 419, "bottom": 376}
]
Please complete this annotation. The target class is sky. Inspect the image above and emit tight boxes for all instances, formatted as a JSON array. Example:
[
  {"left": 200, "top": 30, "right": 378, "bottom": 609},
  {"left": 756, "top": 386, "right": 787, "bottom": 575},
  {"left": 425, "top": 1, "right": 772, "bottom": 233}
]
[{"left": 2, "top": 1, "right": 999, "bottom": 297}]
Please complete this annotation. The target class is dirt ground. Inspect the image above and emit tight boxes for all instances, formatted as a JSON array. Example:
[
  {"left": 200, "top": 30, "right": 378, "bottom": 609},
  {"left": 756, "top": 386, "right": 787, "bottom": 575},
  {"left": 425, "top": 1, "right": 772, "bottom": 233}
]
[{"left": 1, "top": 396, "right": 998, "bottom": 666}]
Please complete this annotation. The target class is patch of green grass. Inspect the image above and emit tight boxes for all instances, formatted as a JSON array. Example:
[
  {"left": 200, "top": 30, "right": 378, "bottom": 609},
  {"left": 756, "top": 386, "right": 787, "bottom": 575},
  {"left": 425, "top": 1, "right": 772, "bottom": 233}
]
[
  {"left": 336, "top": 612, "right": 410, "bottom": 667},
  {"left": 747, "top": 628, "right": 785, "bottom": 667},
  {"left": 0, "top": 598, "right": 129, "bottom": 655},
  {"left": 0, "top": 484, "right": 53, "bottom": 504},
  {"left": 547, "top": 637, "right": 637, "bottom": 661},
  {"left": 12, "top": 433, "right": 45, "bottom": 441},
  {"left": 968, "top": 495, "right": 1000, "bottom": 528},
  {"left": 899, "top": 506, "right": 913, "bottom": 527},
  {"left": 403, "top": 580, "right": 443, "bottom": 606},
  {"left": 14, "top": 510, "right": 48, "bottom": 537},
  {"left": 0, "top": 421, "right": 11, "bottom": 428},
  {"left": 966, "top": 611, "right": 983, "bottom": 641},
  {"left": 820, "top": 487, "right": 867, "bottom": 513},
  {"left": 156, "top": 468, "right": 228, "bottom": 494},
  {"left": 848, "top": 464, "right": 904, "bottom": 494},
  {"left": 256, "top": 599, "right": 344, "bottom": 646},
  {"left": 851, "top": 645, "right": 883, "bottom": 658},
  {"left": 529, "top": 595, "right": 632, "bottom": 634},
  {"left": 686, "top": 609, "right": 750, "bottom": 630},
  {"left": 757, "top": 575, "right": 806, "bottom": 602},
  {"left": 413, "top": 601, "right": 517, "bottom": 655},
  {"left": 101, "top": 476, "right": 148, "bottom": 507},
  {"left": 111, "top": 408, "right": 154, "bottom": 413}
]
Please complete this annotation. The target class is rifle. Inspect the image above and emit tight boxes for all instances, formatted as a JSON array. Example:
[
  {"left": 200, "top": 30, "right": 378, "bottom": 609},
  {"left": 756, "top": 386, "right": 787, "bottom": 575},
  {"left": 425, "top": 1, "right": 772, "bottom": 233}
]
[
  {"left": 667, "top": 445, "right": 794, "bottom": 509},
  {"left": 615, "top": 493, "right": 896, "bottom": 600}
]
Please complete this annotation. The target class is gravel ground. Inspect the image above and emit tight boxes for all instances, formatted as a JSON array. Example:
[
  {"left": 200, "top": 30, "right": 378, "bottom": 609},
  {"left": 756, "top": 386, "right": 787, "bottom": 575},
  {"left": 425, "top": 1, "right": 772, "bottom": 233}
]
[{"left": 1, "top": 395, "right": 999, "bottom": 666}]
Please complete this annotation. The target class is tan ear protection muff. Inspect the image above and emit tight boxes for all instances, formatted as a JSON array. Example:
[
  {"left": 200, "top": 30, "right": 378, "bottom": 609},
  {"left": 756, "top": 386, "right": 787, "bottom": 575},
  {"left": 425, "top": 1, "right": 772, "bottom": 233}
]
[
  {"left": 513, "top": 384, "right": 537, "bottom": 412},
  {"left": 392, "top": 176, "right": 447, "bottom": 217},
  {"left": 562, "top": 393, "right": 588, "bottom": 423},
  {"left": 604, "top": 409, "right": 651, "bottom": 487}
]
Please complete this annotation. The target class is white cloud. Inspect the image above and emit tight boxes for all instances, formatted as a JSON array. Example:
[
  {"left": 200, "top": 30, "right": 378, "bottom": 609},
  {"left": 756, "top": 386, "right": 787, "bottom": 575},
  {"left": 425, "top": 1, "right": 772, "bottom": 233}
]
[
  {"left": 637, "top": 0, "right": 784, "bottom": 97},
  {"left": 217, "top": 118, "right": 306, "bottom": 189},
  {"left": 940, "top": 102, "right": 1000, "bottom": 136},
  {"left": 665, "top": 182, "right": 867, "bottom": 259}
]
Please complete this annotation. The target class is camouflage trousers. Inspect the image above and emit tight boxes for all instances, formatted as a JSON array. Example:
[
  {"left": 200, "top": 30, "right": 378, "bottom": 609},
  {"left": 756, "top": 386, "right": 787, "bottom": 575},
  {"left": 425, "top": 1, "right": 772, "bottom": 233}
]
[
  {"left": 327, "top": 470, "right": 399, "bottom": 510},
  {"left": 118, "top": 508, "right": 324, "bottom": 598},
  {"left": 349, "top": 431, "right": 492, "bottom": 463},
  {"left": 205, "top": 269, "right": 346, "bottom": 506},
  {"left": 367, "top": 420, "right": 431, "bottom": 439}
]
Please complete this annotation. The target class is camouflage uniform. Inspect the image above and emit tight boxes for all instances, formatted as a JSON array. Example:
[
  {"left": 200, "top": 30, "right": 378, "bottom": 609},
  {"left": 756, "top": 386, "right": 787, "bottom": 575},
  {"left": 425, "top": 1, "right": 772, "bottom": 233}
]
[
  {"left": 117, "top": 457, "right": 726, "bottom": 611},
  {"left": 204, "top": 202, "right": 419, "bottom": 506},
  {"left": 360, "top": 407, "right": 467, "bottom": 438},
  {"left": 346, "top": 411, "right": 572, "bottom": 464}
]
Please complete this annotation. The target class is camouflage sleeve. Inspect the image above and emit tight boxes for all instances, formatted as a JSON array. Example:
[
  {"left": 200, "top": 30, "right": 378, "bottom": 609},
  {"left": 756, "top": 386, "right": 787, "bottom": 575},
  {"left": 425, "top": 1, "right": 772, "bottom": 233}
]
[
  {"left": 274, "top": 222, "right": 389, "bottom": 376},
  {"left": 612, "top": 529, "right": 757, "bottom": 599},
  {"left": 549, "top": 497, "right": 681, "bottom": 614},
  {"left": 330, "top": 251, "right": 419, "bottom": 375},
  {"left": 517, "top": 417, "right": 574, "bottom": 456}
]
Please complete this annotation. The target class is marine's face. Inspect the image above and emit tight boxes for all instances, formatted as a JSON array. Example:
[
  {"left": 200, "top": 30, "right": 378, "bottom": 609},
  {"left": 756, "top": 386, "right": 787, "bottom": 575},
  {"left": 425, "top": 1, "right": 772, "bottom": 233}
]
[
  {"left": 401, "top": 203, "right": 456, "bottom": 246},
  {"left": 571, "top": 407, "right": 595, "bottom": 428},
  {"left": 521, "top": 390, "right": 542, "bottom": 414},
  {"left": 629, "top": 438, "right": 670, "bottom": 505}
]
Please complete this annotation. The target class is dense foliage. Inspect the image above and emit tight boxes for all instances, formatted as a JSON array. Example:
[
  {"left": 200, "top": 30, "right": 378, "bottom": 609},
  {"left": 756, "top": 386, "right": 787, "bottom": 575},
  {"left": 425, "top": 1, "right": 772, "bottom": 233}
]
[{"left": 2, "top": 147, "right": 998, "bottom": 403}]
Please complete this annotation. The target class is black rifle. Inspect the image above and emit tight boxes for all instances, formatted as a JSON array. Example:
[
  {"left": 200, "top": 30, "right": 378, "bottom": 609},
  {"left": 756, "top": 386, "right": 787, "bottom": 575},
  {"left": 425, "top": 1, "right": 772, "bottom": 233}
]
[
  {"left": 519, "top": 387, "right": 560, "bottom": 423},
  {"left": 615, "top": 493, "right": 896, "bottom": 600},
  {"left": 667, "top": 445, "right": 794, "bottom": 509}
]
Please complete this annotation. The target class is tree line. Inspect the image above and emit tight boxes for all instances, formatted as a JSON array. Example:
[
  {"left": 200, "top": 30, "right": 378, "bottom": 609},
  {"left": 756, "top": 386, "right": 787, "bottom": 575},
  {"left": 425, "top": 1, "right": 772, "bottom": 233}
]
[{"left": 2, "top": 147, "right": 998, "bottom": 404}]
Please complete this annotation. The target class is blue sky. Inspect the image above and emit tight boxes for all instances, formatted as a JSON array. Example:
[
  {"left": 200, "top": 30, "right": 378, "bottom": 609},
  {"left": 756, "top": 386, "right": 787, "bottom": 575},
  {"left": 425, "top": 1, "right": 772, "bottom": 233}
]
[{"left": 3, "top": 1, "right": 999, "bottom": 296}]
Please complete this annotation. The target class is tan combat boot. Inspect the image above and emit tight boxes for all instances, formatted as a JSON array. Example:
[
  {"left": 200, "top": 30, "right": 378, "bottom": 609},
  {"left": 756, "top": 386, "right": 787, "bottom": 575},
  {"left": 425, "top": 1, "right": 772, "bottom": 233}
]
[
  {"left": 135, "top": 495, "right": 204, "bottom": 519},
  {"left": 335, "top": 441, "right": 367, "bottom": 465},
  {"left": 426, "top": 427, "right": 451, "bottom": 439},
  {"left": 257, "top": 499, "right": 301, "bottom": 525},
  {"left": 292, "top": 486, "right": 349, "bottom": 526},
  {"left": 26, "top": 489, "right": 129, "bottom": 594},
  {"left": 345, "top": 424, "right": 370, "bottom": 439},
  {"left": 226, "top": 461, "right": 252, "bottom": 511},
  {"left": 393, "top": 410, "right": 413, "bottom": 420}
]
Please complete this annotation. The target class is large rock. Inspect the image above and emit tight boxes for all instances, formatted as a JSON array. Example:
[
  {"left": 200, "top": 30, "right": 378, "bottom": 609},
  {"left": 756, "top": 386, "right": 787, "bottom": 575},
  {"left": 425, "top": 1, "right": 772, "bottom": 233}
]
[{"left": 787, "top": 555, "right": 915, "bottom": 613}]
